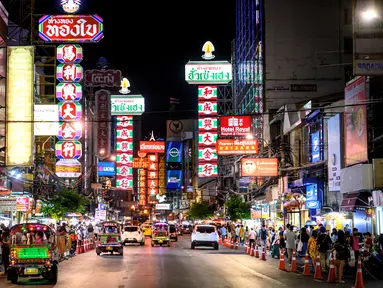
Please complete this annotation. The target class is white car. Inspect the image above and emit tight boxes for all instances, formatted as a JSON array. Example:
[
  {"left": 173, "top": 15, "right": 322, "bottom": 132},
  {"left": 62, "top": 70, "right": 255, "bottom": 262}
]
[
  {"left": 191, "top": 225, "right": 219, "bottom": 250},
  {"left": 122, "top": 225, "right": 145, "bottom": 245}
]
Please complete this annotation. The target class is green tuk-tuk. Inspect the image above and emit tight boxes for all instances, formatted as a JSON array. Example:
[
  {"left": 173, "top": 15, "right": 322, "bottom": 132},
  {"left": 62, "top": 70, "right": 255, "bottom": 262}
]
[{"left": 151, "top": 222, "right": 170, "bottom": 247}]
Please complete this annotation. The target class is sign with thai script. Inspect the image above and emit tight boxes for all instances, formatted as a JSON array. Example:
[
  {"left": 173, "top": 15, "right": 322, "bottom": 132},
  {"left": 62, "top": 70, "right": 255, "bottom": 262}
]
[
  {"left": 185, "top": 61, "right": 232, "bottom": 84},
  {"left": 216, "top": 139, "right": 259, "bottom": 155},
  {"left": 110, "top": 95, "right": 145, "bottom": 115},
  {"left": 139, "top": 141, "right": 165, "bottom": 153},
  {"left": 55, "top": 159, "right": 82, "bottom": 178},
  {"left": 84, "top": 69, "right": 122, "bottom": 87},
  {"left": 38, "top": 14, "right": 104, "bottom": 42}
]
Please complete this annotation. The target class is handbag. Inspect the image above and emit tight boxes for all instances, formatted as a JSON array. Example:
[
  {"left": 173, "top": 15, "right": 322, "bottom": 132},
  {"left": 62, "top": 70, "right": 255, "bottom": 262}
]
[{"left": 297, "top": 234, "right": 303, "bottom": 252}]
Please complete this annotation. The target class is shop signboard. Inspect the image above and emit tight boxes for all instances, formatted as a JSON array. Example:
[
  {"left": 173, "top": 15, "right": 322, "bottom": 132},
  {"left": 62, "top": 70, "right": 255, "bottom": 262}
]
[
  {"left": 95, "top": 90, "right": 111, "bottom": 158},
  {"left": 6, "top": 46, "right": 34, "bottom": 166},
  {"left": 139, "top": 141, "right": 165, "bottom": 153},
  {"left": 16, "top": 196, "right": 29, "bottom": 212},
  {"left": 115, "top": 116, "right": 133, "bottom": 190},
  {"left": 110, "top": 95, "right": 145, "bottom": 115},
  {"left": 56, "top": 64, "right": 83, "bottom": 82},
  {"left": 198, "top": 163, "right": 218, "bottom": 177},
  {"left": 55, "top": 159, "right": 82, "bottom": 177},
  {"left": 198, "top": 117, "right": 218, "bottom": 131},
  {"left": 58, "top": 101, "right": 82, "bottom": 121},
  {"left": 58, "top": 122, "right": 82, "bottom": 140},
  {"left": 198, "top": 132, "right": 218, "bottom": 146},
  {"left": 327, "top": 114, "right": 342, "bottom": 191},
  {"left": 56, "top": 44, "right": 83, "bottom": 63},
  {"left": 185, "top": 61, "right": 232, "bottom": 84},
  {"left": 56, "top": 83, "right": 82, "bottom": 101},
  {"left": 305, "top": 184, "right": 321, "bottom": 209},
  {"left": 241, "top": 158, "right": 278, "bottom": 177},
  {"left": 97, "top": 161, "right": 115, "bottom": 177},
  {"left": 84, "top": 69, "right": 122, "bottom": 87},
  {"left": 219, "top": 116, "right": 251, "bottom": 136},
  {"left": 38, "top": 14, "right": 104, "bottom": 42},
  {"left": 55, "top": 140, "right": 82, "bottom": 159},
  {"left": 198, "top": 85, "right": 218, "bottom": 100},
  {"left": 198, "top": 147, "right": 217, "bottom": 162},
  {"left": 311, "top": 131, "right": 321, "bottom": 163},
  {"left": 34, "top": 105, "right": 59, "bottom": 136},
  {"left": 198, "top": 101, "right": 218, "bottom": 115},
  {"left": 216, "top": 139, "right": 258, "bottom": 155}
]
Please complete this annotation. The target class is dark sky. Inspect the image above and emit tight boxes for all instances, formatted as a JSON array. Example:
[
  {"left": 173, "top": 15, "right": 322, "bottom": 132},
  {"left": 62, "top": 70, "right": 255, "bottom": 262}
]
[{"left": 11, "top": 0, "right": 236, "bottom": 138}]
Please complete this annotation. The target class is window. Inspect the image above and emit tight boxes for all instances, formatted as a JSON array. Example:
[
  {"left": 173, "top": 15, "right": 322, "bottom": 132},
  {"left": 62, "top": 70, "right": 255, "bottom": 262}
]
[
  {"left": 344, "top": 38, "right": 353, "bottom": 54},
  {"left": 196, "top": 226, "right": 215, "bottom": 233},
  {"left": 124, "top": 226, "right": 138, "bottom": 232}
]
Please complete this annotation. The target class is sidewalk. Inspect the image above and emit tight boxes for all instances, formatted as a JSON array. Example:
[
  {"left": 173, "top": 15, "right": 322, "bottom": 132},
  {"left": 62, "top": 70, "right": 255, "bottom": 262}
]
[{"left": 220, "top": 243, "right": 383, "bottom": 288}]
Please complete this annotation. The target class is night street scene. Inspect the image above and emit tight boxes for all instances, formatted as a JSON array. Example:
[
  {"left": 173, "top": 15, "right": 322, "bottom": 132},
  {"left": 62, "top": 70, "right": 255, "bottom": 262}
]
[{"left": 1, "top": 0, "right": 383, "bottom": 287}]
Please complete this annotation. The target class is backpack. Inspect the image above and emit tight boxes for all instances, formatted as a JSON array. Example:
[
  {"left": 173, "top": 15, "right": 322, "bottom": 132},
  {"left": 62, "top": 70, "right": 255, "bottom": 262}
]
[
  {"left": 335, "top": 242, "right": 350, "bottom": 260},
  {"left": 261, "top": 229, "right": 267, "bottom": 240}
]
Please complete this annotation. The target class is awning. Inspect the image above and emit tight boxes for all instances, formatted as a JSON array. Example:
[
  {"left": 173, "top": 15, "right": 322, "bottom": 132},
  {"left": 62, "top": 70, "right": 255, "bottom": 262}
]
[{"left": 341, "top": 193, "right": 370, "bottom": 211}]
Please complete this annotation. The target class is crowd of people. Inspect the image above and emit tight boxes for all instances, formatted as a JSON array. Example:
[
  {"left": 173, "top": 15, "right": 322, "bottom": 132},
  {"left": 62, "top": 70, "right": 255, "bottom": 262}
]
[{"left": 218, "top": 222, "right": 383, "bottom": 284}]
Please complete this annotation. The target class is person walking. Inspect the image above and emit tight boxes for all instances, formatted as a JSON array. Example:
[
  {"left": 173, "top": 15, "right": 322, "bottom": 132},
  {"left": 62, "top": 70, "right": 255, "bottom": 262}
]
[
  {"left": 317, "top": 226, "right": 332, "bottom": 273},
  {"left": 220, "top": 225, "right": 227, "bottom": 243},
  {"left": 308, "top": 230, "right": 319, "bottom": 269},
  {"left": 260, "top": 225, "right": 268, "bottom": 249},
  {"left": 239, "top": 225, "right": 245, "bottom": 246},
  {"left": 285, "top": 225, "right": 296, "bottom": 264},
  {"left": 329, "top": 230, "right": 349, "bottom": 284},
  {"left": 248, "top": 228, "right": 257, "bottom": 250},
  {"left": 0, "top": 230, "right": 10, "bottom": 275},
  {"left": 297, "top": 227, "right": 310, "bottom": 257}
]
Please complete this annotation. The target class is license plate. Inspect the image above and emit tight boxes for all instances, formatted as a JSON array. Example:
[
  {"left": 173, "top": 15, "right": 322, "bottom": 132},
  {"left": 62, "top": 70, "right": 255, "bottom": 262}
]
[
  {"left": 25, "top": 268, "right": 39, "bottom": 275},
  {"left": 106, "top": 246, "right": 113, "bottom": 251},
  {"left": 158, "top": 240, "right": 163, "bottom": 243}
]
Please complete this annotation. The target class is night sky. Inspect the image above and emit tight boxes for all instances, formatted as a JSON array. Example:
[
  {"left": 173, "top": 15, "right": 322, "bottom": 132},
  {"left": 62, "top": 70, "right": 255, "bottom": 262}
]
[{"left": 8, "top": 0, "right": 236, "bottom": 137}]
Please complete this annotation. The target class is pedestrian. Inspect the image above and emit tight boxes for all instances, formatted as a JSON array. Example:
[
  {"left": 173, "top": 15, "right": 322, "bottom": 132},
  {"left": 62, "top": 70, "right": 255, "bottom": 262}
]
[
  {"left": 0, "top": 230, "right": 10, "bottom": 275},
  {"left": 351, "top": 228, "right": 360, "bottom": 263},
  {"left": 248, "top": 228, "right": 257, "bottom": 249},
  {"left": 220, "top": 225, "right": 227, "bottom": 243},
  {"left": 260, "top": 225, "right": 267, "bottom": 248},
  {"left": 297, "top": 227, "right": 309, "bottom": 257},
  {"left": 235, "top": 225, "right": 240, "bottom": 244},
  {"left": 285, "top": 225, "right": 296, "bottom": 264},
  {"left": 317, "top": 226, "right": 332, "bottom": 273},
  {"left": 239, "top": 225, "right": 245, "bottom": 245},
  {"left": 308, "top": 230, "right": 319, "bottom": 268},
  {"left": 329, "top": 230, "right": 349, "bottom": 284},
  {"left": 330, "top": 228, "right": 338, "bottom": 242}
]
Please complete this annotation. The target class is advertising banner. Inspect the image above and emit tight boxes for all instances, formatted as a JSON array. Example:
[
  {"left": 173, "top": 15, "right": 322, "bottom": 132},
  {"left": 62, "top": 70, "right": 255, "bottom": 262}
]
[
  {"left": 311, "top": 131, "right": 321, "bottom": 163},
  {"left": 34, "top": 105, "right": 59, "bottom": 136},
  {"left": 241, "top": 158, "right": 278, "bottom": 177},
  {"left": 97, "top": 161, "right": 115, "bottom": 177},
  {"left": 344, "top": 77, "right": 368, "bottom": 166},
  {"left": 166, "top": 142, "right": 183, "bottom": 163},
  {"left": 216, "top": 139, "right": 258, "bottom": 156},
  {"left": 328, "top": 114, "right": 342, "bottom": 191},
  {"left": 115, "top": 116, "right": 133, "bottom": 190},
  {"left": 219, "top": 116, "right": 251, "bottom": 136},
  {"left": 6, "top": 46, "right": 34, "bottom": 166},
  {"left": 166, "top": 170, "right": 182, "bottom": 190},
  {"left": 55, "top": 159, "right": 82, "bottom": 178}
]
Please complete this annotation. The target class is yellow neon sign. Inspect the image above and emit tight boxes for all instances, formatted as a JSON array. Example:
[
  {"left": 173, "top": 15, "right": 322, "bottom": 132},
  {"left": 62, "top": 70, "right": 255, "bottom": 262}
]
[{"left": 6, "top": 46, "right": 34, "bottom": 166}]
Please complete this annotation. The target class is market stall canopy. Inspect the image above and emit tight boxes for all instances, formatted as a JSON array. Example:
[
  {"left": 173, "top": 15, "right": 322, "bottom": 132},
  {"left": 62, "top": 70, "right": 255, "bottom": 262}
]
[{"left": 341, "top": 192, "right": 370, "bottom": 211}]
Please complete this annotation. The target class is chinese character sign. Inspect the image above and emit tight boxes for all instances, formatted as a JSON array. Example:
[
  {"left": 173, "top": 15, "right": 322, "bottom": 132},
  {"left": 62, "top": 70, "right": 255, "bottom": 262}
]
[
  {"left": 147, "top": 153, "right": 159, "bottom": 195},
  {"left": 138, "top": 169, "right": 147, "bottom": 206},
  {"left": 116, "top": 116, "right": 133, "bottom": 190},
  {"left": 95, "top": 90, "right": 111, "bottom": 158},
  {"left": 55, "top": 42, "right": 83, "bottom": 176},
  {"left": 197, "top": 86, "right": 218, "bottom": 177}
]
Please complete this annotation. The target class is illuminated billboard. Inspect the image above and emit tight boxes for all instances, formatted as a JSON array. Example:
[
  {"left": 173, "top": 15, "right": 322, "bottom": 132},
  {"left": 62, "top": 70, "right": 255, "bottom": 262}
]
[
  {"left": 185, "top": 61, "right": 232, "bottom": 84},
  {"left": 111, "top": 95, "right": 145, "bottom": 115},
  {"left": 34, "top": 105, "right": 59, "bottom": 136},
  {"left": 6, "top": 46, "right": 34, "bottom": 166}
]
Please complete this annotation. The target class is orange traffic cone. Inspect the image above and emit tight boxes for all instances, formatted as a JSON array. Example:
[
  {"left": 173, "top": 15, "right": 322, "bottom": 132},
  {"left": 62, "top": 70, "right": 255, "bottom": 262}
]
[
  {"left": 352, "top": 256, "right": 365, "bottom": 288},
  {"left": 76, "top": 240, "right": 81, "bottom": 254},
  {"left": 279, "top": 248, "right": 287, "bottom": 271},
  {"left": 219, "top": 237, "right": 222, "bottom": 245},
  {"left": 313, "top": 255, "right": 323, "bottom": 280},
  {"left": 250, "top": 243, "right": 255, "bottom": 256},
  {"left": 246, "top": 242, "right": 250, "bottom": 254},
  {"left": 230, "top": 239, "right": 234, "bottom": 249},
  {"left": 255, "top": 244, "right": 260, "bottom": 258},
  {"left": 327, "top": 251, "right": 336, "bottom": 283},
  {"left": 234, "top": 240, "right": 239, "bottom": 250},
  {"left": 290, "top": 249, "right": 297, "bottom": 272},
  {"left": 302, "top": 251, "right": 311, "bottom": 276},
  {"left": 244, "top": 241, "right": 248, "bottom": 252},
  {"left": 261, "top": 246, "right": 266, "bottom": 261}
]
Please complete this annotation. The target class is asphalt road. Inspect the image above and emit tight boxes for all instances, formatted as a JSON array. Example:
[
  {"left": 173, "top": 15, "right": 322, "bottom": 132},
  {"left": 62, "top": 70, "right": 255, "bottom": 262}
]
[{"left": 0, "top": 236, "right": 380, "bottom": 288}]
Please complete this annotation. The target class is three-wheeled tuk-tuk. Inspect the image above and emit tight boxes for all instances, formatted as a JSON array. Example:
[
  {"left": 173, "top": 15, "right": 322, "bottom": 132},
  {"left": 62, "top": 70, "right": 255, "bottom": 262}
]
[
  {"left": 7, "top": 224, "right": 59, "bottom": 284},
  {"left": 151, "top": 222, "right": 170, "bottom": 247},
  {"left": 96, "top": 221, "right": 124, "bottom": 255}
]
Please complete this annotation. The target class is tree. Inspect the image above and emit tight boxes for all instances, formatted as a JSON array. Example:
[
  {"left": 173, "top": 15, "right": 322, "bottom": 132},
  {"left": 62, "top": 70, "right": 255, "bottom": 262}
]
[
  {"left": 226, "top": 195, "right": 251, "bottom": 221},
  {"left": 188, "top": 201, "right": 213, "bottom": 220},
  {"left": 41, "top": 188, "right": 88, "bottom": 220}
]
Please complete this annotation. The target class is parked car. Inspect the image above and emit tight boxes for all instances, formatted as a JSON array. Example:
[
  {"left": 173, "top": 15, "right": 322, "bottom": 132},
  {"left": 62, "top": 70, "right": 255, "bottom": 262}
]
[
  {"left": 191, "top": 225, "right": 219, "bottom": 250},
  {"left": 169, "top": 224, "right": 178, "bottom": 241},
  {"left": 122, "top": 225, "right": 145, "bottom": 245},
  {"left": 182, "top": 224, "right": 193, "bottom": 234}
]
